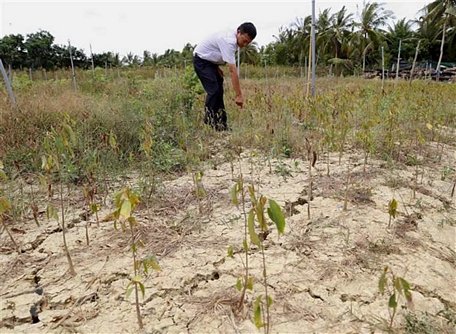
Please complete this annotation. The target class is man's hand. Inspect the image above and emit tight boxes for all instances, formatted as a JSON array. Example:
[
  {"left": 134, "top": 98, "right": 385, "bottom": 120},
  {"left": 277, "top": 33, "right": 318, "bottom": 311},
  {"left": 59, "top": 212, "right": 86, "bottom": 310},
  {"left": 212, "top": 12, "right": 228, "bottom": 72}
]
[{"left": 235, "top": 94, "right": 244, "bottom": 108}]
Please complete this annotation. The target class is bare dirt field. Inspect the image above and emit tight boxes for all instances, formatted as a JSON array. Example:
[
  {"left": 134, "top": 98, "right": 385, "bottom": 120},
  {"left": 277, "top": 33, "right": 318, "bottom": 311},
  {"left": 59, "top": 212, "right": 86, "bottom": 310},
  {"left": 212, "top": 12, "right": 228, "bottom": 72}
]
[{"left": 1, "top": 138, "right": 455, "bottom": 333}]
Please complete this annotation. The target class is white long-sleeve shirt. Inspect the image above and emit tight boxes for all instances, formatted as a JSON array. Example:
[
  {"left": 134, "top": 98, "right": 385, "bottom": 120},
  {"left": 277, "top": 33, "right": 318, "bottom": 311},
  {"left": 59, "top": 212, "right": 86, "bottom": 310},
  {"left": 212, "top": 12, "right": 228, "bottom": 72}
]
[{"left": 194, "top": 30, "right": 237, "bottom": 65}]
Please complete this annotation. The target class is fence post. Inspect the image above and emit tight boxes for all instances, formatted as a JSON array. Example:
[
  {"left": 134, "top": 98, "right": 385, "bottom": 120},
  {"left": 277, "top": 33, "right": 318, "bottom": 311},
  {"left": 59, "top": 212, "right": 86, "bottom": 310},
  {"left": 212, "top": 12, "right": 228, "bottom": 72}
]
[
  {"left": 68, "top": 40, "right": 77, "bottom": 91},
  {"left": 0, "top": 58, "right": 17, "bottom": 108}
]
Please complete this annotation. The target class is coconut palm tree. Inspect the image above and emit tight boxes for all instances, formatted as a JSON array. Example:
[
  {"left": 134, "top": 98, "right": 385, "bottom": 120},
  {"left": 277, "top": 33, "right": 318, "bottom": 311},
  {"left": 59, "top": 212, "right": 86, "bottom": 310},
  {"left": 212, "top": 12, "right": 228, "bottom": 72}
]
[
  {"left": 386, "top": 18, "right": 416, "bottom": 64},
  {"left": 328, "top": 6, "right": 354, "bottom": 60},
  {"left": 239, "top": 42, "right": 260, "bottom": 65},
  {"left": 353, "top": 1, "right": 394, "bottom": 72},
  {"left": 421, "top": 0, "right": 456, "bottom": 79}
]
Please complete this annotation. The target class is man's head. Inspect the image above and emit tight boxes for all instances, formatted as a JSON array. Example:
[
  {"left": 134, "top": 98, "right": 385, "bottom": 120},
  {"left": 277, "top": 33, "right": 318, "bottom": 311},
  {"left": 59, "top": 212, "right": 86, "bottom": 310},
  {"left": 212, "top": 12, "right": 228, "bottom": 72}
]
[{"left": 236, "top": 22, "right": 256, "bottom": 48}]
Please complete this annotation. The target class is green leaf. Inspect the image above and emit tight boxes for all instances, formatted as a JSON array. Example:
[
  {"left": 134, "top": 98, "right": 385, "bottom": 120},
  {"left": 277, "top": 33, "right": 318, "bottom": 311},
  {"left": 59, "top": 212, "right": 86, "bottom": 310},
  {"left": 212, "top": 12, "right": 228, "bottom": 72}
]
[
  {"left": 131, "top": 275, "right": 142, "bottom": 283},
  {"left": 246, "top": 276, "right": 254, "bottom": 291},
  {"left": 90, "top": 203, "right": 100, "bottom": 213},
  {"left": 227, "top": 245, "right": 234, "bottom": 258},
  {"left": 253, "top": 296, "right": 264, "bottom": 329},
  {"left": 46, "top": 204, "right": 58, "bottom": 221},
  {"left": 256, "top": 196, "right": 267, "bottom": 231},
  {"left": 378, "top": 267, "right": 388, "bottom": 294},
  {"left": 394, "top": 277, "right": 403, "bottom": 295},
  {"left": 400, "top": 277, "right": 410, "bottom": 293},
  {"left": 109, "top": 131, "right": 117, "bottom": 149},
  {"left": 248, "top": 210, "right": 261, "bottom": 247},
  {"left": 236, "top": 277, "right": 243, "bottom": 291},
  {"left": 138, "top": 282, "right": 145, "bottom": 298},
  {"left": 267, "top": 199, "right": 286, "bottom": 235},
  {"left": 267, "top": 295, "right": 273, "bottom": 307},
  {"left": 125, "top": 286, "right": 134, "bottom": 298},
  {"left": 388, "top": 293, "right": 397, "bottom": 309},
  {"left": 248, "top": 185, "right": 256, "bottom": 204},
  {"left": 230, "top": 184, "right": 239, "bottom": 206},
  {"left": 62, "top": 123, "right": 76, "bottom": 147},
  {"left": 243, "top": 239, "right": 249, "bottom": 251}
]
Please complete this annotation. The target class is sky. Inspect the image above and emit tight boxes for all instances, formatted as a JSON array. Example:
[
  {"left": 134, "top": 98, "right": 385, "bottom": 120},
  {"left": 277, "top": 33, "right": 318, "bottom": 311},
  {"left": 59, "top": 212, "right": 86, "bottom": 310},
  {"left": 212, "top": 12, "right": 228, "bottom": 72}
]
[{"left": 1, "top": 0, "right": 431, "bottom": 57}]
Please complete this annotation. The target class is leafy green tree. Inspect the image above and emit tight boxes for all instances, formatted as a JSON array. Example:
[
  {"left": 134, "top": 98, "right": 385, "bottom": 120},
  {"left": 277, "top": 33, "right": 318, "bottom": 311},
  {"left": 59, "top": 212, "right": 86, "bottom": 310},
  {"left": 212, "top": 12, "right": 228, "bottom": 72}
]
[
  {"left": 328, "top": 6, "right": 354, "bottom": 60},
  {"left": 422, "top": 0, "right": 456, "bottom": 73},
  {"left": 352, "top": 2, "right": 394, "bottom": 71},
  {"left": 24, "top": 30, "right": 55, "bottom": 69},
  {"left": 181, "top": 43, "right": 195, "bottom": 64},
  {"left": 157, "top": 49, "right": 181, "bottom": 67},
  {"left": 92, "top": 52, "right": 121, "bottom": 68},
  {"left": 240, "top": 42, "right": 260, "bottom": 65},
  {"left": 386, "top": 18, "right": 417, "bottom": 64},
  {"left": 122, "top": 52, "right": 141, "bottom": 67},
  {"left": 0, "top": 34, "right": 26, "bottom": 69}
]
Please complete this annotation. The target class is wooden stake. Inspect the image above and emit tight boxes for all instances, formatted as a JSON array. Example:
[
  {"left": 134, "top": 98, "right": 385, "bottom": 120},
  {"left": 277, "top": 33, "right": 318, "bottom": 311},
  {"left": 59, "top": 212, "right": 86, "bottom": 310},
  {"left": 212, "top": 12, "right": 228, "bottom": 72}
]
[
  {"left": 0, "top": 58, "right": 17, "bottom": 108},
  {"left": 68, "top": 40, "right": 77, "bottom": 91},
  {"left": 409, "top": 40, "right": 421, "bottom": 85}
]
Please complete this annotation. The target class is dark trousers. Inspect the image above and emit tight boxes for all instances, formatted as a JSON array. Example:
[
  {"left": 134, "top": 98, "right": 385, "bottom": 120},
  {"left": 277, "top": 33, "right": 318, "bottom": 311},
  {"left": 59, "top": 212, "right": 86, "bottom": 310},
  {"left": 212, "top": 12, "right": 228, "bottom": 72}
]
[{"left": 193, "top": 55, "right": 227, "bottom": 131}]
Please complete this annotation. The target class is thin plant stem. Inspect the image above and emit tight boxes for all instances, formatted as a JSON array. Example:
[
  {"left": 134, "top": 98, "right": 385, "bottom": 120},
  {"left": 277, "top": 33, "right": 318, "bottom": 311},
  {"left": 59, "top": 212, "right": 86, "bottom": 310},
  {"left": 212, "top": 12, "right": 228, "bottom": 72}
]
[
  {"left": 60, "top": 181, "right": 75, "bottom": 276},
  {"left": 237, "top": 170, "right": 250, "bottom": 310},
  {"left": 260, "top": 242, "right": 270, "bottom": 334},
  {"left": 130, "top": 221, "right": 143, "bottom": 329}
]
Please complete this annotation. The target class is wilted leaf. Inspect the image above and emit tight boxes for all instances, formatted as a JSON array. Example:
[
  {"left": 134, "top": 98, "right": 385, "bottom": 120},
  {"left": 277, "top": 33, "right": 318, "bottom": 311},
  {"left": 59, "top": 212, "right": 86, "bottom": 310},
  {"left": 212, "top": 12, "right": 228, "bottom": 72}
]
[
  {"left": 267, "top": 295, "right": 273, "bottom": 307},
  {"left": 236, "top": 277, "right": 243, "bottom": 291},
  {"left": 46, "top": 204, "right": 58, "bottom": 221},
  {"left": 138, "top": 282, "right": 145, "bottom": 298},
  {"left": 102, "top": 212, "right": 116, "bottom": 222},
  {"left": 243, "top": 239, "right": 249, "bottom": 251},
  {"left": 109, "top": 131, "right": 117, "bottom": 149},
  {"left": 388, "top": 198, "right": 398, "bottom": 218},
  {"left": 143, "top": 255, "right": 161, "bottom": 271},
  {"left": 90, "top": 203, "right": 100, "bottom": 213},
  {"left": 131, "top": 275, "right": 142, "bottom": 283},
  {"left": 253, "top": 296, "right": 264, "bottom": 329},
  {"left": 400, "top": 277, "right": 410, "bottom": 292},
  {"left": 227, "top": 245, "right": 234, "bottom": 258},
  {"left": 388, "top": 293, "right": 397, "bottom": 309},
  {"left": 394, "top": 277, "right": 403, "bottom": 295},
  {"left": 0, "top": 170, "right": 7, "bottom": 182},
  {"left": 230, "top": 184, "right": 239, "bottom": 206},
  {"left": 0, "top": 197, "right": 12, "bottom": 214},
  {"left": 248, "top": 185, "right": 256, "bottom": 204},
  {"left": 62, "top": 123, "right": 76, "bottom": 147},
  {"left": 267, "top": 199, "right": 285, "bottom": 235},
  {"left": 119, "top": 200, "right": 132, "bottom": 219},
  {"left": 248, "top": 210, "right": 260, "bottom": 246},
  {"left": 378, "top": 267, "right": 388, "bottom": 294},
  {"left": 125, "top": 286, "right": 134, "bottom": 298},
  {"left": 246, "top": 276, "right": 254, "bottom": 291}
]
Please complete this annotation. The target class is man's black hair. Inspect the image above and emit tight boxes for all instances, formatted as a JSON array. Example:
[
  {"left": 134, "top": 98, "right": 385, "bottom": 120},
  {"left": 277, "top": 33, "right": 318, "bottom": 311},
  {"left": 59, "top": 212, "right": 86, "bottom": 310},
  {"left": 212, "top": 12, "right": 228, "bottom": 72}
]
[{"left": 238, "top": 22, "right": 257, "bottom": 40}]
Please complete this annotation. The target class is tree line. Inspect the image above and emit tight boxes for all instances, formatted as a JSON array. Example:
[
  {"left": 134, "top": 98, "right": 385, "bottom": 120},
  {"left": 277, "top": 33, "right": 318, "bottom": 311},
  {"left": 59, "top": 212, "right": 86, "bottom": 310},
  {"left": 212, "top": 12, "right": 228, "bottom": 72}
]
[{"left": 1, "top": 1, "right": 455, "bottom": 73}]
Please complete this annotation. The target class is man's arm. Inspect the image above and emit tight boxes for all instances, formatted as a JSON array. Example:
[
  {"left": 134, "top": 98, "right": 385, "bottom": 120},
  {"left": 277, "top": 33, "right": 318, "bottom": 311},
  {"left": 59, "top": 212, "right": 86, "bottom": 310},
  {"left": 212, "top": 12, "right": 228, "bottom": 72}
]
[{"left": 228, "top": 63, "right": 243, "bottom": 108}]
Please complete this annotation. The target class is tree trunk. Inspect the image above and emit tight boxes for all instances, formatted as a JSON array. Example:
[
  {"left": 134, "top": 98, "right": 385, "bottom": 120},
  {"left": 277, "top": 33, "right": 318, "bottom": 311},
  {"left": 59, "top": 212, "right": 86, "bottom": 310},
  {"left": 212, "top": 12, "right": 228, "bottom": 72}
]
[
  {"left": 395, "top": 39, "right": 402, "bottom": 80},
  {"left": 436, "top": 15, "right": 447, "bottom": 82},
  {"left": 409, "top": 40, "right": 421, "bottom": 84}
]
